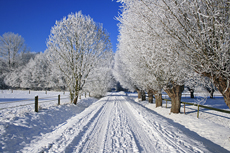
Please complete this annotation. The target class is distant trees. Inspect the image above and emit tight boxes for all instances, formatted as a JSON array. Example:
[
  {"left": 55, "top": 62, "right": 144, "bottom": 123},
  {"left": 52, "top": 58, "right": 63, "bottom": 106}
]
[
  {"left": 47, "top": 12, "right": 113, "bottom": 104},
  {"left": 115, "top": 0, "right": 230, "bottom": 112},
  {"left": 0, "top": 32, "right": 27, "bottom": 70},
  {"left": 0, "top": 32, "right": 34, "bottom": 89},
  {"left": 4, "top": 51, "right": 65, "bottom": 90},
  {"left": 84, "top": 53, "right": 114, "bottom": 98},
  {"left": 113, "top": 52, "right": 136, "bottom": 92},
  {"left": 0, "top": 33, "right": 66, "bottom": 90}
]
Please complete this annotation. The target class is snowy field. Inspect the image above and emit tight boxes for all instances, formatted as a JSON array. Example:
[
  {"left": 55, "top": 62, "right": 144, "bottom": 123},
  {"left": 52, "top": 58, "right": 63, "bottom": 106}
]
[
  {"left": 0, "top": 90, "right": 70, "bottom": 120},
  {"left": 0, "top": 90, "right": 230, "bottom": 152}
]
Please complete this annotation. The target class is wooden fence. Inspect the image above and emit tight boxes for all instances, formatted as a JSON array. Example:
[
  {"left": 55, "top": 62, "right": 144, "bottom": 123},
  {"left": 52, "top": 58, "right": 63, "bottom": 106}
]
[
  {"left": 0, "top": 94, "right": 69, "bottom": 112},
  {"left": 163, "top": 98, "right": 230, "bottom": 118},
  {"left": 34, "top": 95, "right": 62, "bottom": 112}
]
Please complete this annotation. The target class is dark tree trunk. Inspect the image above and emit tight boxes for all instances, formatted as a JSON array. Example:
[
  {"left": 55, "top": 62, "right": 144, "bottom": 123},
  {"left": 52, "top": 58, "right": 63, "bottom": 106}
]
[
  {"left": 190, "top": 89, "right": 194, "bottom": 98},
  {"left": 205, "top": 86, "right": 215, "bottom": 99},
  {"left": 212, "top": 76, "right": 230, "bottom": 108},
  {"left": 210, "top": 89, "right": 214, "bottom": 99},
  {"left": 136, "top": 88, "right": 141, "bottom": 100},
  {"left": 187, "top": 87, "right": 194, "bottom": 98},
  {"left": 136, "top": 88, "right": 145, "bottom": 101},
  {"left": 141, "top": 90, "right": 146, "bottom": 101},
  {"left": 70, "top": 91, "right": 74, "bottom": 103},
  {"left": 222, "top": 89, "right": 230, "bottom": 109},
  {"left": 148, "top": 90, "right": 153, "bottom": 103},
  {"left": 165, "top": 85, "right": 184, "bottom": 113},
  {"left": 73, "top": 95, "right": 78, "bottom": 105},
  {"left": 153, "top": 90, "right": 162, "bottom": 107},
  {"left": 202, "top": 73, "right": 230, "bottom": 108}
]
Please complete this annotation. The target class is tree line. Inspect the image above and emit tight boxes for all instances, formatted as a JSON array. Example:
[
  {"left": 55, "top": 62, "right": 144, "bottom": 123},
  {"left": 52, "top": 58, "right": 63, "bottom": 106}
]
[{"left": 114, "top": 0, "right": 229, "bottom": 113}]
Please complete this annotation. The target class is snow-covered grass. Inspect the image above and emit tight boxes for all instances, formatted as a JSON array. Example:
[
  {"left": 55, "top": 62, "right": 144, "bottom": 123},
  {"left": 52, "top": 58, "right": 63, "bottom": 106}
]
[
  {"left": 0, "top": 90, "right": 98, "bottom": 152},
  {"left": 0, "top": 90, "right": 70, "bottom": 124},
  {"left": 128, "top": 92, "right": 230, "bottom": 151}
]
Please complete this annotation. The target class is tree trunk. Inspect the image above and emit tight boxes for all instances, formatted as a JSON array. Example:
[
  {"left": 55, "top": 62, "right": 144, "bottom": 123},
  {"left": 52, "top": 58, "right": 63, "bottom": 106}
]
[
  {"left": 222, "top": 89, "right": 230, "bottom": 108},
  {"left": 73, "top": 95, "right": 78, "bottom": 105},
  {"left": 165, "top": 85, "right": 184, "bottom": 113},
  {"left": 210, "top": 89, "right": 214, "bottom": 99},
  {"left": 187, "top": 87, "right": 194, "bottom": 98},
  {"left": 153, "top": 90, "right": 162, "bottom": 107},
  {"left": 202, "top": 73, "right": 230, "bottom": 108},
  {"left": 212, "top": 76, "right": 230, "bottom": 108},
  {"left": 141, "top": 90, "right": 146, "bottom": 101},
  {"left": 148, "top": 90, "right": 153, "bottom": 103},
  {"left": 136, "top": 88, "right": 141, "bottom": 100},
  {"left": 190, "top": 89, "right": 194, "bottom": 98},
  {"left": 205, "top": 86, "right": 215, "bottom": 99},
  {"left": 70, "top": 91, "right": 74, "bottom": 103}
]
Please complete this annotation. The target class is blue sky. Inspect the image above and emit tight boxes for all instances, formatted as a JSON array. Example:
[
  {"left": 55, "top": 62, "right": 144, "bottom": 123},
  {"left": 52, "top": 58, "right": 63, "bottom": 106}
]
[{"left": 0, "top": 0, "right": 121, "bottom": 52}]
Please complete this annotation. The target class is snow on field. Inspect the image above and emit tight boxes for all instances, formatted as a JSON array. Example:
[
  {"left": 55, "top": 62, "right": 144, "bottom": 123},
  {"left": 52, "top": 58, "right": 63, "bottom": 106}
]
[
  {"left": 0, "top": 90, "right": 230, "bottom": 152},
  {"left": 0, "top": 90, "right": 70, "bottom": 126},
  {"left": 0, "top": 90, "right": 98, "bottom": 152}
]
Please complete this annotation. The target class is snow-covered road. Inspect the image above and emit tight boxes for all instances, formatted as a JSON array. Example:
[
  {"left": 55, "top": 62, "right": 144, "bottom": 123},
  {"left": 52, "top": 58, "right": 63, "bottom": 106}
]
[{"left": 20, "top": 93, "right": 228, "bottom": 153}]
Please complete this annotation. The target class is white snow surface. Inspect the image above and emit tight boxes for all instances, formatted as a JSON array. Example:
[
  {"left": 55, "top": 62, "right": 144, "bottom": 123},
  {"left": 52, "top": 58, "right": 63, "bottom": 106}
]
[{"left": 0, "top": 90, "right": 230, "bottom": 152}]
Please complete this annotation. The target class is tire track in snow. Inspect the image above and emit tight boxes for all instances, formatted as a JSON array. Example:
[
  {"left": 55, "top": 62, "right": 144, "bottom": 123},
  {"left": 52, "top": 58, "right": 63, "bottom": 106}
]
[
  {"left": 72, "top": 95, "right": 141, "bottom": 153},
  {"left": 122, "top": 96, "right": 211, "bottom": 153},
  {"left": 119, "top": 97, "right": 167, "bottom": 152},
  {"left": 102, "top": 96, "right": 140, "bottom": 152},
  {"left": 69, "top": 96, "right": 114, "bottom": 152}
]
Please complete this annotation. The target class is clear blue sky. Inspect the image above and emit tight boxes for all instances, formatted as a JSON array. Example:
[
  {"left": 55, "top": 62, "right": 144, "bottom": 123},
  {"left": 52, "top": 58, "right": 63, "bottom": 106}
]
[{"left": 0, "top": 0, "right": 121, "bottom": 52}]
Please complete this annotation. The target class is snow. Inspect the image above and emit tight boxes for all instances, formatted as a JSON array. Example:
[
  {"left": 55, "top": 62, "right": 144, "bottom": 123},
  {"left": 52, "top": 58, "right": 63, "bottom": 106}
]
[{"left": 0, "top": 90, "right": 230, "bottom": 152}]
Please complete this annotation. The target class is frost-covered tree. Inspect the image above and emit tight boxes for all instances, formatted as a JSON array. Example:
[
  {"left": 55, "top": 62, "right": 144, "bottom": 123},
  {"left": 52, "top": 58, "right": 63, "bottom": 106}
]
[
  {"left": 0, "top": 32, "right": 34, "bottom": 89},
  {"left": 0, "top": 32, "right": 26, "bottom": 70},
  {"left": 84, "top": 52, "right": 114, "bottom": 98},
  {"left": 47, "top": 12, "right": 113, "bottom": 104},
  {"left": 116, "top": 0, "right": 230, "bottom": 111},
  {"left": 113, "top": 51, "right": 136, "bottom": 92},
  {"left": 114, "top": 3, "right": 155, "bottom": 101},
  {"left": 116, "top": 0, "right": 194, "bottom": 112},
  {"left": 115, "top": 43, "right": 148, "bottom": 101},
  {"left": 17, "top": 51, "right": 36, "bottom": 67},
  {"left": 20, "top": 52, "right": 52, "bottom": 90},
  {"left": 137, "top": 0, "right": 230, "bottom": 108},
  {"left": 4, "top": 51, "right": 65, "bottom": 90}
]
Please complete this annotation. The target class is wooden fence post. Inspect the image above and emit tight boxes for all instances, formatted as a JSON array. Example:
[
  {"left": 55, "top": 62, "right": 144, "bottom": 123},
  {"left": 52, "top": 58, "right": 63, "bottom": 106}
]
[
  {"left": 197, "top": 105, "right": 200, "bottom": 118},
  {"left": 58, "top": 95, "right": 60, "bottom": 105},
  {"left": 45, "top": 91, "right": 47, "bottom": 94},
  {"left": 35, "top": 96, "right": 38, "bottom": 112},
  {"left": 29, "top": 90, "right": 30, "bottom": 94},
  {"left": 166, "top": 100, "right": 168, "bottom": 108}
]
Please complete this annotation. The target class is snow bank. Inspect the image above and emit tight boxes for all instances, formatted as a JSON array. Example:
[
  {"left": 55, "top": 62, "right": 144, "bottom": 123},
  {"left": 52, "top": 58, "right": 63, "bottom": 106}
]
[
  {"left": 130, "top": 93, "right": 230, "bottom": 151},
  {"left": 0, "top": 90, "right": 98, "bottom": 152}
]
